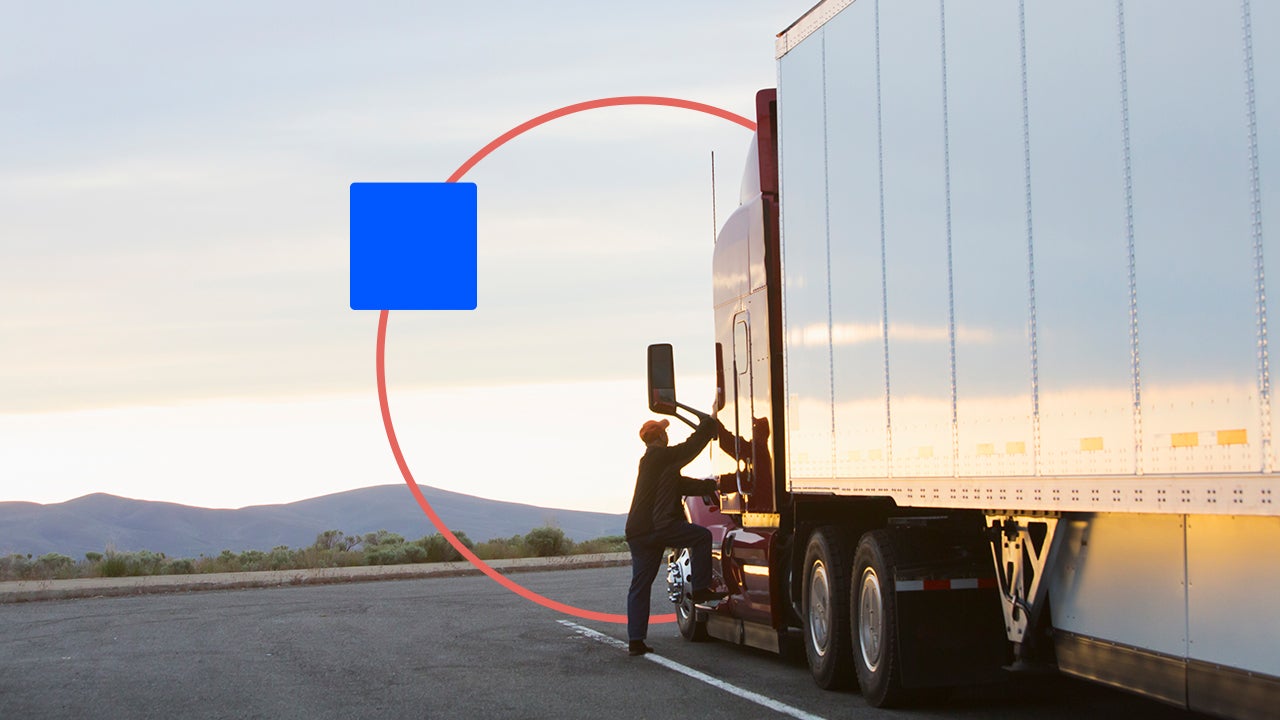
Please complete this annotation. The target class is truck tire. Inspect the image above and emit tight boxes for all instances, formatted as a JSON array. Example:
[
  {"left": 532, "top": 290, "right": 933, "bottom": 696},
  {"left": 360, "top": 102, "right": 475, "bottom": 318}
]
[
  {"left": 676, "top": 590, "right": 709, "bottom": 641},
  {"left": 669, "top": 550, "right": 707, "bottom": 641},
  {"left": 851, "top": 529, "right": 908, "bottom": 707},
  {"left": 802, "top": 528, "right": 856, "bottom": 690}
]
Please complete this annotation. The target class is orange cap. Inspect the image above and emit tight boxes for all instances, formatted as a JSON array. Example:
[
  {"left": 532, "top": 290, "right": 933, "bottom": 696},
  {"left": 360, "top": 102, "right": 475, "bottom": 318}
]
[{"left": 639, "top": 419, "right": 670, "bottom": 443}]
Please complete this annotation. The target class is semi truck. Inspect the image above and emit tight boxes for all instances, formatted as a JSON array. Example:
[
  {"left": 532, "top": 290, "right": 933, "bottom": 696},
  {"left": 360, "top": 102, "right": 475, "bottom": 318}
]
[{"left": 649, "top": 1, "right": 1279, "bottom": 717}]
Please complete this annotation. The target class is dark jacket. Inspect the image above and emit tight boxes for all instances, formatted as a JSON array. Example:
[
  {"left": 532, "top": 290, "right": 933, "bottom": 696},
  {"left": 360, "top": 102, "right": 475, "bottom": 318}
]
[{"left": 625, "top": 416, "right": 719, "bottom": 539}]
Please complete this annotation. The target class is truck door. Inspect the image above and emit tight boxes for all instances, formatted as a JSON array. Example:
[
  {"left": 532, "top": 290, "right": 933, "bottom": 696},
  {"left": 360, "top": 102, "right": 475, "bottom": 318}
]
[
  {"left": 728, "top": 311, "right": 781, "bottom": 629},
  {"left": 733, "top": 313, "right": 754, "bottom": 495}
]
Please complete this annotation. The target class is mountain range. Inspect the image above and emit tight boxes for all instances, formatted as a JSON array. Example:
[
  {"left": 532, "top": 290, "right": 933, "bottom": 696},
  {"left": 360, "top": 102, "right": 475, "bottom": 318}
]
[{"left": 0, "top": 484, "right": 627, "bottom": 560}]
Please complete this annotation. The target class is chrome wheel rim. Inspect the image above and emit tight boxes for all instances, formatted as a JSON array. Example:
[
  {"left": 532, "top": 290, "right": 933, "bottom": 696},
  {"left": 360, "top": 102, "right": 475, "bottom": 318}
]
[
  {"left": 808, "top": 561, "right": 831, "bottom": 657},
  {"left": 677, "top": 591, "right": 694, "bottom": 622},
  {"left": 858, "top": 567, "right": 883, "bottom": 672}
]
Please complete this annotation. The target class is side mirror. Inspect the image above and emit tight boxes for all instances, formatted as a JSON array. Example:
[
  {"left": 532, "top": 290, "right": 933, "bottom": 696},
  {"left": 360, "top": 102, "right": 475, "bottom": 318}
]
[{"left": 647, "top": 343, "right": 678, "bottom": 414}]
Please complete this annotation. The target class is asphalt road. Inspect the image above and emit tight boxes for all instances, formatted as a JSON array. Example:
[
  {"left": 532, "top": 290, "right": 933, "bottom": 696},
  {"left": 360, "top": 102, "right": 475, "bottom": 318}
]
[{"left": 0, "top": 565, "right": 1213, "bottom": 720}]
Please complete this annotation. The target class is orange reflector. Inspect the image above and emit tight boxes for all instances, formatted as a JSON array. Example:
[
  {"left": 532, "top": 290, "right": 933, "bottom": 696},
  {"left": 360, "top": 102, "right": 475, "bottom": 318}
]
[
  {"left": 1171, "top": 432, "right": 1199, "bottom": 448},
  {"left": 1080, "top": 437, "right": 1104, "bottom": 452},
  {"left": 1218, "top": 429, "right": 1248, "bottom": 446}
]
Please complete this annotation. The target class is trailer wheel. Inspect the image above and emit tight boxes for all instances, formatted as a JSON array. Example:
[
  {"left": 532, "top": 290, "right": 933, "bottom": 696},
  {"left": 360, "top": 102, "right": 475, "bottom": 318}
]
[
  {"left": 852, "top": 529, "right": 908, "bottom": 707},
  {"left": 802, "top": 528, "right": 856, "bottom": 689}
]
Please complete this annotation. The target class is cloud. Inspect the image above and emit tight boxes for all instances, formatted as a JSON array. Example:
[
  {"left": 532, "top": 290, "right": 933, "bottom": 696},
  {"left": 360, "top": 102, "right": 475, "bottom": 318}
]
[
  {"left": 0, "top": 378, "right": 719, "bottom": 512},
  {"left": 0, "top": 3, "right": 810, "bottom": 432},
  {"left": 787, "top": 322, "right": 996, "bottom": 347}
]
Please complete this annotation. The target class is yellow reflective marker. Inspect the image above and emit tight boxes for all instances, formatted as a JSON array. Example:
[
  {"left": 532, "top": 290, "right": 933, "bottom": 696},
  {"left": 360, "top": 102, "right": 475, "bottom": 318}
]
[
  {"left": 1171, "top": 432, "right": 1199, "bottom": 448},
  {"left": 1007, "top": 441, "right": 1026, "bottom": 455},
  {"left": 918, "top": 446, "right": 934, "bottom": 458},
  {"left": 1081, "top": 437, "right": 1104, "bottom": 452},
  {"left": 1218, "top": 429, "right": 1247, "bottom": 446},
  {"left": 977, "top": 443, "right": 995, "bottom": 456}
]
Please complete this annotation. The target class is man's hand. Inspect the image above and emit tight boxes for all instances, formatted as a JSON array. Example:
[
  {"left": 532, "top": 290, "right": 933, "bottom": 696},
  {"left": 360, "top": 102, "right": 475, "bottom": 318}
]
[{"left": 694, "top": 409, "right": 722, "bottom": 431}]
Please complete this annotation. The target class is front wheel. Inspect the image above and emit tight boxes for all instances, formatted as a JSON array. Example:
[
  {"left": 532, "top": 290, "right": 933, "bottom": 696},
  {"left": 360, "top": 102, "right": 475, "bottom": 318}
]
[
  {"left": 667, "top": 550, "right": 707, "bottom": 641},
  {"left": 852, "top": 529, "right": 908, "bottom": 707},
  {"left": 802, "top": 528, "right": 856, "bottom": 689}
]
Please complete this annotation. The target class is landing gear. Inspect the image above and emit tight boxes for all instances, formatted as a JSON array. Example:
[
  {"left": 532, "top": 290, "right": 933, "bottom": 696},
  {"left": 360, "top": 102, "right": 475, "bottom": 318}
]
[{"left": 986, "top": 514, "right": 1061, "bottom": 661}]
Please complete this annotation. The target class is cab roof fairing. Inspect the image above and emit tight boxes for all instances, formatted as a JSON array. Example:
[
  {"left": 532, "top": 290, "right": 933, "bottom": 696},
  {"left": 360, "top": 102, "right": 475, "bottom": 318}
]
[{"left": 776, "top": 0, "right": 856, "bottom": 59}]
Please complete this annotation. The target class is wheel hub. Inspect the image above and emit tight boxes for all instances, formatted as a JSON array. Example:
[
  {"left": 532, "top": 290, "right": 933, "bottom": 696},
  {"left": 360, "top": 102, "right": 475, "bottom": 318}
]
[
  {"left": 809, "top": 561, "right": 831, "bottom": 657},
  {"left": 859, "top": 567, "right": 883, "bottom": 672}
]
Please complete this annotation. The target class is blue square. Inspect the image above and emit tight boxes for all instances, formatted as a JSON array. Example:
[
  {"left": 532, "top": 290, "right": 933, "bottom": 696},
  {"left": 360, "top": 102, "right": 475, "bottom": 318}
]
[{"left": 349, "top": 182, "right": 477, "bottom": 310}]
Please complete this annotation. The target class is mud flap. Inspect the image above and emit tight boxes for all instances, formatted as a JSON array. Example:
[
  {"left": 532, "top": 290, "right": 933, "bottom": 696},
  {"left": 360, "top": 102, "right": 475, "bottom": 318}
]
[{"left": 895, "top": 584, "right": 1010, "bottom": 688}]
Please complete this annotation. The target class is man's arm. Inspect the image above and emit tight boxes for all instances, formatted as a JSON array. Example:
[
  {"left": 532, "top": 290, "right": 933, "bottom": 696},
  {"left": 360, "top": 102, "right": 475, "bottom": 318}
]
[
  {"left": 675, "top": 475, "right": 717, "bottom": 496},
  {"left": 659, "top": 414, "right": 721, "bottom": 467}
]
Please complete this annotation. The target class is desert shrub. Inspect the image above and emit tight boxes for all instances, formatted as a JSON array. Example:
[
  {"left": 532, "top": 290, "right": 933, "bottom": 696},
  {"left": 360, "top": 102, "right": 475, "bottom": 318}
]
[
  {"left": 312, "top": 530, "right": 344, "bottom": 551},
  {"left": 129, "top": 551, "right": 166, "bottom": 576},
  {"left": 524, "top": 527, "right": 571, "bottom": 557},
  {"left": 193, "top": 549, "right": 243, "bottom": 574},
  {"left": 90, "top": 551, "right": 167, "bottom": 577},
  {"left": 267, "top": 546, "right": 294, "bottom": 570},
  {"left": 293, "top": 547, "right": 325, "bottom": 568},
  {"left": 364, "top": 544, "right": 404, "bottom": 565},
  {"left": 473, "top": 535, "right": 527, "bottom": 560},
  {"left": 311, "top": 530, "right": 359, "bottom": 553},
  {"left": 9, "top": 522, "right": 624, "bottom": 580},
  {"left": 332, "top": 550, "right": 365, "bottom": 567},
  {"left": 398, "top": 543, "right": 428, "bottom": 564},
  {"left": 101, "top": 554, "right": 129, "bottom": 577},
  {"left": 415, "top": 532, "right": 473, "bottom": 563},
  {"left": 237, "top": 550, "right": 266, "bottom": 571},
  {"left": 298, "top": 547, "right": 363, "bottom": 568},
  {"left": 361, "top": 530, "right": 404, "bottom": 548},
  {"left": 573, "top": 535, "right": 627, "bottom": 554},
  {"left": 0, "top": 554, "right": 32, "bottom": 580},
  {"left": 37, "top": 553, "right": 76, "bottom": 578}
]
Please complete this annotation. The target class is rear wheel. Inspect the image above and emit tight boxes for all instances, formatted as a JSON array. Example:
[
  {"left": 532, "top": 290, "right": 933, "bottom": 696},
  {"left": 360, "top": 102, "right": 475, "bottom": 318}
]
[
  {"left": 852, "top": 529, "right": 908, "bottom": 707},
  {"left": 802, "top": 528, "right": 856, "bottom": 689}
]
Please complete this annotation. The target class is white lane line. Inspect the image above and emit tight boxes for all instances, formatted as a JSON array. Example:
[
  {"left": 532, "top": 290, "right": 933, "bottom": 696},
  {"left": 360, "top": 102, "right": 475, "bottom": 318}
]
[
  {"left": 559, "top": 619, "right": 628, "bottom": 650},
  {"left": 558, "top": 620, "right": 828, "bottom": 720}
]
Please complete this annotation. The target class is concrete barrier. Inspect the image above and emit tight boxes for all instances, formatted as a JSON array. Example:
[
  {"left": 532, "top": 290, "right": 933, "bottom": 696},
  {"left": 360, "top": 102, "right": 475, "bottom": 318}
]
[{"left": 0, "top": 551, "right": 632, "bottom": 603}]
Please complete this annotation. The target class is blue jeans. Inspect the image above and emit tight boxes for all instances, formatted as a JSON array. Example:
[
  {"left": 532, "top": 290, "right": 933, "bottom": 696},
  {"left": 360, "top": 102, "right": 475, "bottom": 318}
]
[{"left": 626, "top": 522, "right": 712, "bottom": 642}]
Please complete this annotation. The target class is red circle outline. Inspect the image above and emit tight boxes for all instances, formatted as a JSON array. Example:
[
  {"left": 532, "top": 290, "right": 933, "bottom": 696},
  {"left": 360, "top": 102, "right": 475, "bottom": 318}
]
[{"left": 377, "top": 96, "right": 756, "bottom": 624}]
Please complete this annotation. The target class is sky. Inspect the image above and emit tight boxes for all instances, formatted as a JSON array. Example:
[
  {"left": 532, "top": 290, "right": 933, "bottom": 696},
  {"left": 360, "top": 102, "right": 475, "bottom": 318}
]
[{"left": 1, "top": 2, "right": 816, "bottom": 513}]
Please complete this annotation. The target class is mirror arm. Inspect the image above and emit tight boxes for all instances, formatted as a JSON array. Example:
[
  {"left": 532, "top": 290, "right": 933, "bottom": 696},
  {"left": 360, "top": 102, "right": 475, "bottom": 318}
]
[
  {"left": 671, "top": 403, "right": 700, "bottom": 429},
  {"left": 673, "top": 401, "right": 711, "bottom": 429}
]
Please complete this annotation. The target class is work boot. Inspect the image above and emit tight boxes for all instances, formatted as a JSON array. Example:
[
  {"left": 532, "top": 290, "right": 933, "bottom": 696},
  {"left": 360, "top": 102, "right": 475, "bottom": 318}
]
[
  {"left": 690, "top": 587, "right": 728, "bottom": 604},
  {"left": 628, "top": 640, "right": 654, "bottom": 656}
]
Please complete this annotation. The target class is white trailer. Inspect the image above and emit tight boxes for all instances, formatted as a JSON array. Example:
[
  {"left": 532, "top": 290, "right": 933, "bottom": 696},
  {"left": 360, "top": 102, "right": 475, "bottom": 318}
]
[{"left": 651, "top": 1, "right": 1279, "bottom": 717}]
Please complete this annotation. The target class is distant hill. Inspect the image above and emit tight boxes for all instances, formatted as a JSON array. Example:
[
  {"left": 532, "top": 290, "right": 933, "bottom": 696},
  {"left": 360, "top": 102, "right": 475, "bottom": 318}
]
[{"left": 0, "top": 485, "right": 626, "bottom": 559}]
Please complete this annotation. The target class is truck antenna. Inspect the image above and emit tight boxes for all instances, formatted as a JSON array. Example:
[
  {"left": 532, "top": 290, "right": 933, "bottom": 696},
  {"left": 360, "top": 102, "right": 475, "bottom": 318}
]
[{"left": 710, "top": 150, "right": 718, "bottom": 245}]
